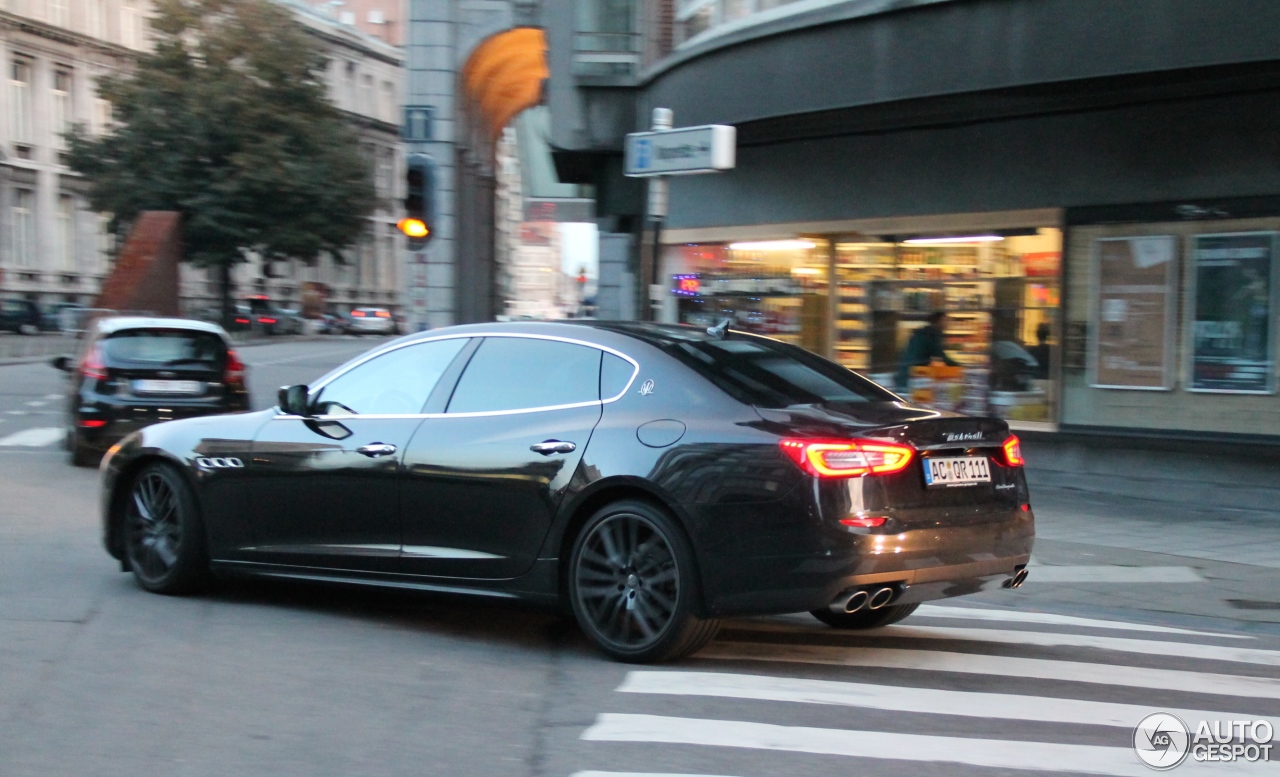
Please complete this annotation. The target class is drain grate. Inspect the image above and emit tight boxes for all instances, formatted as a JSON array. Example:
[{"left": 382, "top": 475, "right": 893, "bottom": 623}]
[{"left": 1226, "top": 599, "right": 1280, "bottom": 610}]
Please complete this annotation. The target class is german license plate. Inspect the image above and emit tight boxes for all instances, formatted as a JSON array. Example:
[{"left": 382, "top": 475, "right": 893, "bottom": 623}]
[
  {"left": 923, "top": 456, "right": 991, "bottom": 487},
  {"left": 133, "top": 379, "right": 203, "bottom": 395}
]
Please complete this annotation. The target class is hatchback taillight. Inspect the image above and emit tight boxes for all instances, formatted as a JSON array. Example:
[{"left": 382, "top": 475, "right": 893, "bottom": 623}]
[
  {"left": 779, "top": 438, "right": 915, "bottom": 478},
  {"left": 1002, "top": 435, "right": 1025, "bottom": 467},
  {"left": 225, "top": 349, "right": 246, "bottom": 386},
  {"left": 81, "top": 343, "right": 107, "bottom": 381}
]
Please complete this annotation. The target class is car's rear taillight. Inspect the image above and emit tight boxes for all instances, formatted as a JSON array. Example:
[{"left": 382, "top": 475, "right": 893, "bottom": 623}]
[
  {"left": 1002, "top": 435, "right": 1025, "bottom": 467},
  {"left": 779, "top": 438, "right": 915, "bottom": 478},
  {"left": 225, "top": 349, "right": 246, "bottom": 386},
  {"left": 375, "top": 310, "right": 391, "bottom": 319},
  {"left": 351, "top": 309, "right": 365, "bottom": 317},
  {"left": 81, "top": 344, "right": 107, "bottom": 381},
  {"left": 259, "top": 317, "right": 277, "bottom": 325}
]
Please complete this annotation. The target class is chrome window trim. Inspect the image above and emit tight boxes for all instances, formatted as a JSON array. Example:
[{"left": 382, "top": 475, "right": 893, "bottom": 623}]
[{"left": 273, "top": 331, "right": 640, "bottom": 421}]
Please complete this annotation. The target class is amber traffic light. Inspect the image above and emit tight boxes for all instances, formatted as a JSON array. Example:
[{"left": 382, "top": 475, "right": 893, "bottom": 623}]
[{"left": 401, "top": 153, "right": 435, "bottom": 251}]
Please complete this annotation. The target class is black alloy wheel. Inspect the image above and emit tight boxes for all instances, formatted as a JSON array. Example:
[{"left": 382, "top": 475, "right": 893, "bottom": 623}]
[
  {"left": 569, "top": 500, "right": 720, "bottom": 663},
  {"left": 124, "top": 463, "right": 209, "bottom": 595},
  {"left": 810, "top": 602, "right": 919, "bottom": 629}
]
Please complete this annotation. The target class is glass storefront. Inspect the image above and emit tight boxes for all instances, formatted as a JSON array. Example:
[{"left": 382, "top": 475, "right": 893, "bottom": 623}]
[{"left": 664, "top": 227, "right": 1063, "bottom": 425}]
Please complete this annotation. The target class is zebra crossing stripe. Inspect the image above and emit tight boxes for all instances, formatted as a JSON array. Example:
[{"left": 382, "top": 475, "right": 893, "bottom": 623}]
[
  {"left": 617, "top": 671, "right": 1280, "bottom": 737},
  {"left": 570, "top": 773, "right": 741, "bottom": 777},
  {"left": 697, "top": 642, "right": 1280, "bottom": 700},
  {"left": 582, "top": 714, "right": 1164, "bottom": 776},
  {"left": 912, "top": 605, "right": 1250, "bottom": 638},
  {"left": 0, "top": 427, "right": 64, "bottom": 447},
  {"left": 729, "top": 623, "right": 1280, "bottom": 667}
]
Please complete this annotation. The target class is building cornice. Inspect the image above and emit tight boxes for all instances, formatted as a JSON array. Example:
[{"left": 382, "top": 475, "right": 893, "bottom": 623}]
[{"left": 0, "top": 10, "right": 140, "bottom": 63}]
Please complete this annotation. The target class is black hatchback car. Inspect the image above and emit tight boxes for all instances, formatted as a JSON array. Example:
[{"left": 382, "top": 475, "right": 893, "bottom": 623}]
[
  {"left": 55, "top": 317, "right": 250, "bottom": 466},
  {"left": 98, "top": 321, "right": 1033, "bottom": 662},
  {"left": 0, "top": 298, "right": 42, "bottom": 334}
]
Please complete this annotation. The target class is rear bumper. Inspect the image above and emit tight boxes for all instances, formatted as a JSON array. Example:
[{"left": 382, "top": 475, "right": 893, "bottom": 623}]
[
  {"left": 76, "top": 394, "right": 250, "bottom": 450},
  {"left": 699, "top": 508, "right": 1035, "bottom": 618}
]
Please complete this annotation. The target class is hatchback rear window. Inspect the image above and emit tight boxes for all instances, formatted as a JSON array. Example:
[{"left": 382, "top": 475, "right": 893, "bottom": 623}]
[
  {"left": 101, "top": 330, "right": 225, "bottom": 366},
  {"left": 663, "top": 336, "right": 896, "bottom": 408}
]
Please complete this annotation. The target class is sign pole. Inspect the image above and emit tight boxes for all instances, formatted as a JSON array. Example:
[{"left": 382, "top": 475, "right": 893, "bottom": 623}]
[
  {"left": 646, "top": 108, "right": 672, "bottom": 322},
  {"left": 623, "top": 110, "right": 735, "bottom": 322}
]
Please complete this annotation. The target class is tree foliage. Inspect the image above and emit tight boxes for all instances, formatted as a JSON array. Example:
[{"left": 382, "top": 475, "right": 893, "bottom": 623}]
[{"left": 68, "top": 0, "right": 376, "bottom": 275}]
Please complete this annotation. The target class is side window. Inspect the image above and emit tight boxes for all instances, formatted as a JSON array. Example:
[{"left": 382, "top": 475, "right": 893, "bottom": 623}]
[
  {"left": 448, "top": 337, "right": 602, "bottom": 413},
  {"left": 313, "top": 338, "right": 466, "bottom": 416},
  {"left": 601, "top": 352, "right": 636, "bottom": 399}
]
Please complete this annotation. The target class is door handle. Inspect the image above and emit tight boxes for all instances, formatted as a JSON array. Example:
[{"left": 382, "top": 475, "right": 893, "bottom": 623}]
[
  {"left": 530, "top": 440, "right": 576, "bottom": 455},
  {"left": 356, "top": 442, "right": 397, "bottom": 458}
]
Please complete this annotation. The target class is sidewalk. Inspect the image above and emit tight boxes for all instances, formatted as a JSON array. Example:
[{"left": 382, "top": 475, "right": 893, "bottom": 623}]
[{"left": 997, "top": 481, "right": 1280, "bottom": 630}]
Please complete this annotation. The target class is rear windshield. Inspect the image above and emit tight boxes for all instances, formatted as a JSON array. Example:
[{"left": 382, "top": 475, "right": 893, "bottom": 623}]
[
  {"left": 662, "top": 336, "right": 897, "bottom": 408},
  {"left": 101, "top": 329, "right": 225, "bottom": 366}
]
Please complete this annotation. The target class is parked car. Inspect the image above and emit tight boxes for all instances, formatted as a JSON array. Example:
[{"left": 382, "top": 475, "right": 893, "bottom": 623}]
[
  {"left": 41, "top": 302, "right": 86, "bottom": 332},
  {"left": 318, "top": 312, "right": 349, "bottom": 335},
  {"left": 96, "top": 321, "right": 1034, "bottom": 663},
  {"left": 53, "top": 317, "right": 250, "bottom": 467},
  {"left": 347, "top": 306, "right": 397, "bottom": 335},
  {"left": 0, "top": 298, "right": 42, "bottom": 335},
  {"left": 276, "top": 308, "right": 306, "bottom": 335}
]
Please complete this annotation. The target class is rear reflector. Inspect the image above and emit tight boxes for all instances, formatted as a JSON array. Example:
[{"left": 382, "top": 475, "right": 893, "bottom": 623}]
[
  {"left": 1020, "top": 503, "right": 1031, "bottom": 512},
  {"left": 780, "top": 438, "right": 915, "bottom": 478},
  {"left": 79, "top": 419, "right": 107, "bottom": 428},
  {"left": 840, "top": 515, "right": 887, "bottom": 528},
  {"left": 1002, "top": 435, "right": 1026, "bottom": 467},
  {"left": 225, "top": 348, "right": 246, "bottom": 385},
  {"left": 81, "top": 343, "right": 107, "bottom": 381}
]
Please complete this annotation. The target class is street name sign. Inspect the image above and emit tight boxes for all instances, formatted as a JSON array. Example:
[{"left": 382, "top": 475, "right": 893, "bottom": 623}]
[{"left": 624, "top": 124, "right": 736, "bottom": 177}]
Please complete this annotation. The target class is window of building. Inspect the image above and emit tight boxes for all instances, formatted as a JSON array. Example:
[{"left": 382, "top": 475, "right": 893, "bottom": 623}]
[
  {"left": 448, "top": 337, "right": 604, "bottom": 413},
  {"left": 57, "top": 195, "right": 76, "bottom": 269},
  {"left": 50, "top": 0, "right": 69, "bottom": 26},
  {"left": 379, "top": 80, "right": 395, "bottom": 123},
  {"left": 344, "top": 62, "right": 356, "bottom": 110},
  {"left": 360, "top": 73, "right": 374, "bottom": 116},
  {"left": 376, "top": 147, "right": 393, "bottom": 194},
  {"left": 87, "top": 0, "right": 105, "bottom": 38},
  {"left": 121, "top": 0, "right": 140, "bottom": 48},
  {"left": 93, "top": 97, "right": 112, "bottom": 135},
  {"left": 11, "top": 190, "right": 35, "bottom": 268},
  {"left": 10, "top": 58, "right": 33, "bottom": 144},
  {"left": 52, "top": 69, "right": 73, "bottom": 149}
]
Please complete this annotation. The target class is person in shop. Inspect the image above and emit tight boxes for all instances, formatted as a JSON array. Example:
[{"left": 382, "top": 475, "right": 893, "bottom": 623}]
[
  {"left": 1027, "top": 323, "right": 1052, "bottom": 380},
  {"left": 896, "top": 311, "right": 958, "bottom": 391}
]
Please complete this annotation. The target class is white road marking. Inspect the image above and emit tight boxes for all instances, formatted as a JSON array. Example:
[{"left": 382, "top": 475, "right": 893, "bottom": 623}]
[
  {"left": 5, "top": 410, "right": 25, "bottom": 415},
  {"left": 697, "top": 642, "right": 1280, "bottom": 700},
  {"left": 730, "top": 622, "right": 1280, "bottom": 667},
  {"left": 1026, "top": 565, "right": 1203, "bottom": 583},
  {"left": 571, "top": 773, "right": 740, "bottom": 777},
  {"left": 0, "top": 427, "right": 64, "bottom": 447},
  {"left": 44, "top": 393, "right": 61, "bottom": 399},
  {"left": 24, "top": 400, "right": 46, "bottom": 407},
  {"left": 618, "top": 671, "right": 1279, "bottom": 738},
  {"left": 914, "top": 604, "right": 1248, "bottom": 638},
  {"left": 581, "top": 714, "right": 1189, "bottom": 776}
]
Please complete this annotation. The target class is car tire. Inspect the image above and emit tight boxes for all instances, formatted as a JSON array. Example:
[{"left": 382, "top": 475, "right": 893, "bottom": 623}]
[
  {"left": 123, "top": 462, "right": 210, "bottom": 595},
  {"left": 569, "top": 499, "right": 720, "bottom": 663},
  {"left": 809, "top": 602, "right": 919, "bottom": 629},
  {"left": 18, "top": 323, "right": 37, "bottom": 335},
  {"left": 70, "top": 432, "right": 99, "bottom": 467}
]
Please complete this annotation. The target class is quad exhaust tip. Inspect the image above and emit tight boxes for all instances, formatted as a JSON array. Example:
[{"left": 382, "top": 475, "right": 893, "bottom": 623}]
[
  {"left": 868, "top": 586, "right": 896, "bottom": 610},
  {"left": 1004, "top": 568, "right": 1029, "bottom": 589},
  {"left": 831, "top": 589, "right": 869, "bottom": 614}
]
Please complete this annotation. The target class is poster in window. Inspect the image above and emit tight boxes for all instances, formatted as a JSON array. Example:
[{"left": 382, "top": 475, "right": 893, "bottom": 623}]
[
  {"left": 1190, "top": 232, "right": 1277, "bottom": 393},
  {"left": 1090, "top": 236, "right": 1177, "bottom": 389}
]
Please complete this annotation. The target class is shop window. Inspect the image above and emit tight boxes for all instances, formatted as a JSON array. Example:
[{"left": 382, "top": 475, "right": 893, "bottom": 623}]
[{"left": 666, "top": 228, "right": 1062, "bottom": 425}]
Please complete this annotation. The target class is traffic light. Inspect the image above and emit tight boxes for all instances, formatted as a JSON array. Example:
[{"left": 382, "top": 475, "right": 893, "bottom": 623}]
[{"left": 398, "top": 153, "right": 435, "bottom": 250}]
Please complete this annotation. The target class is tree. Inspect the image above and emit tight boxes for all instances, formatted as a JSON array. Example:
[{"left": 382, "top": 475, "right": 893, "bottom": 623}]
[{"left": 68, "top": 0, "right": 376, "bottom": 325}]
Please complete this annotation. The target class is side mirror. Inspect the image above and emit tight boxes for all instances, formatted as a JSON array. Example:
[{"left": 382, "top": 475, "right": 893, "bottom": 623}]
[
  {"left": 51, "top": 355, "right": 71, "bottom": 372},
  {"left": 278, "top": 384, "right": 311, "bottom": 416}
]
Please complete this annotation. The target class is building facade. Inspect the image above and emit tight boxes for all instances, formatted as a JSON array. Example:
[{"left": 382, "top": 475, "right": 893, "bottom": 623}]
[
  {"left": 544, "top": 0, "right": 1280, "bottom": 443},
  {"left": 1, "top": 0, "right": 405, "bottom": 318},
  {"left": 1, "top": 0, "right": 145, "bottom": 306}
]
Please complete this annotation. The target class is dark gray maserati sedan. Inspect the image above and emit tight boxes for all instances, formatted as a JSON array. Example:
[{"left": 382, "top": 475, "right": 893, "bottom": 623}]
[{"left": 98, "top": 321, "right": 1034, "bottom": 662}]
